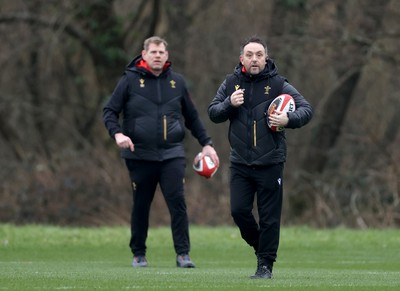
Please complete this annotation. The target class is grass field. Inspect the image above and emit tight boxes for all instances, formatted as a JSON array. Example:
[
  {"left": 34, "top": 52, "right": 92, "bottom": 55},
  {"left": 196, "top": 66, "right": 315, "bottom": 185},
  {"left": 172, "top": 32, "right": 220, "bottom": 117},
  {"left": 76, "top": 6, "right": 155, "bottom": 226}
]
[{"left": 0, "top": 224, "right": 399, "bottom": 290}]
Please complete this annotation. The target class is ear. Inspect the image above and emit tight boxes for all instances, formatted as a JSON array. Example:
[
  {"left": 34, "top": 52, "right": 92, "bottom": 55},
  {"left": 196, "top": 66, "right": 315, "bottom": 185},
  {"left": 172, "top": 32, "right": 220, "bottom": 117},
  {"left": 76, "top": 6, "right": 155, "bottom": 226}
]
[{"left": 239, "top": 55, "right": 244, "bottom": 65}]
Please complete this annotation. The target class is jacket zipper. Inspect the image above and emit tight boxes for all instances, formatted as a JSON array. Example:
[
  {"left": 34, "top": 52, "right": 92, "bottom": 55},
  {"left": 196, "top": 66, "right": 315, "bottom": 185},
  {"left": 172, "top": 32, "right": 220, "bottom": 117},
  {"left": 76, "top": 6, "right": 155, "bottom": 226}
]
[
  {"left": 253, "top": 120, "right": 257, "bottom": 147},
  {"left": 163, "top": 115, "right": 167, "bottom": 141}
]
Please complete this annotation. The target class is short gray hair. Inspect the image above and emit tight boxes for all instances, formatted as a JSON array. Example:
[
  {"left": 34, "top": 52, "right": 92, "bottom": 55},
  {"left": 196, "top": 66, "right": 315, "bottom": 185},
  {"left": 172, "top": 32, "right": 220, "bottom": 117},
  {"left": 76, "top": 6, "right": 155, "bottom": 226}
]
[{"left": 143, "top": 36, "right": 168, "bottom": 51}]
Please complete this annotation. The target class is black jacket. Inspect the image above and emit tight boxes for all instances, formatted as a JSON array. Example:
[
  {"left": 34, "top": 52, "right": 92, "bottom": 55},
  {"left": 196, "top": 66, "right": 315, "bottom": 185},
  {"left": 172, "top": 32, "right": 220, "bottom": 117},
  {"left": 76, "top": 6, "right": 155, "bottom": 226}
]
[
  {"left": 103, "top": 55, "right": 212, "bottom": 161},
  {"left": 208, "top": 59, "right": 313, "bottom": 166}
]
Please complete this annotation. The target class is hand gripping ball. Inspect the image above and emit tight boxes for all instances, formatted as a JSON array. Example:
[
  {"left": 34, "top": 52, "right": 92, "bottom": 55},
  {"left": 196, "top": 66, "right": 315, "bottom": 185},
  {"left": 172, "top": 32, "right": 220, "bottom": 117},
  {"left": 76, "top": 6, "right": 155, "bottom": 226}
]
[
  {"left": 193, "top": 153, "right": 218, "bottom": 178},
  {"left": 267, "top": 94, "right": 296, "bottom": 132}
]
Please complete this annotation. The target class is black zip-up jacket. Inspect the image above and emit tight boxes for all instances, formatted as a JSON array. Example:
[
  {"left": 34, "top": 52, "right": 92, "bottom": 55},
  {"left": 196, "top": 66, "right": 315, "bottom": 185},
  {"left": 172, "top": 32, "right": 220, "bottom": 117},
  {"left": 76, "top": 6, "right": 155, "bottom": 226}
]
[
  {"left": 103, "top": 55, "right": 212, "bottom": 161},
  {"left": 208, "top": 59, "right": 313, "bottom": 166}
]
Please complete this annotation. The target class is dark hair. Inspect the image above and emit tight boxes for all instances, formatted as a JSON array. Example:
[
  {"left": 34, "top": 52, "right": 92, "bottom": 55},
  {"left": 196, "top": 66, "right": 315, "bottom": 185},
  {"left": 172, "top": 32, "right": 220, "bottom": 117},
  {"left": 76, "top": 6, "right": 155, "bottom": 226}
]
[{"left": 240, "top": 36, "right": 268, "bottom": 55}]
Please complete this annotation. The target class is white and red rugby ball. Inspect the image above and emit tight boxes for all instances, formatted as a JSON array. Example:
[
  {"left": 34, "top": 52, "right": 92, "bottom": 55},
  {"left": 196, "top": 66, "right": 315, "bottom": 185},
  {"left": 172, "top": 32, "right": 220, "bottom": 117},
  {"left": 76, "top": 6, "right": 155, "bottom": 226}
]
[
  {"left": 193, "top": 153, "right": 218, "bottom": 178},
  {"left": 267, "top": 94, "right": 296, "bottom": 132}
]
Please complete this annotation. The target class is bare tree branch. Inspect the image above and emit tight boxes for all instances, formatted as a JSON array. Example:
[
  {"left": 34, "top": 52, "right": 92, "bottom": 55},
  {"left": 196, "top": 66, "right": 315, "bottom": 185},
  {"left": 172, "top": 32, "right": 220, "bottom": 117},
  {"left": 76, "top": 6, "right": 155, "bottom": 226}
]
[
  {"left": 121, "top": 0, "right": 148, "bottom": 41},
  {"left": 302, "top": 68, "right": 361, "bottom": 173},
  {"left": 0, "top": 13, "right": 101, "bottom": 61},
  {"left": 146, "top": 0, "right": 161, "bottom": 39}
]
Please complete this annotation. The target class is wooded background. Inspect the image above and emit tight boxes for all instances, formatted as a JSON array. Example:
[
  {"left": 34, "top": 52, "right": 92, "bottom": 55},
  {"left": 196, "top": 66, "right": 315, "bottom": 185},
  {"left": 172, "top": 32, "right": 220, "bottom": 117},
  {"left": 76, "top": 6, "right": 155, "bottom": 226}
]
[{"left": 1, "top": 0, "right": 399, "bottom": 228}]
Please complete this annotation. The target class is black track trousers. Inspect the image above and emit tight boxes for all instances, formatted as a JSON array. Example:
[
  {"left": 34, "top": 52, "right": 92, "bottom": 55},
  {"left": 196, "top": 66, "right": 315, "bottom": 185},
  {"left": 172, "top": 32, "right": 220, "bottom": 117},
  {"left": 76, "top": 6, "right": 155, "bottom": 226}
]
[
  {"left": 125, "top": 158, "right": 190, "bottom": 256},
  {"left": 230, "top": 162, "right": 284, "bottom": 264}
]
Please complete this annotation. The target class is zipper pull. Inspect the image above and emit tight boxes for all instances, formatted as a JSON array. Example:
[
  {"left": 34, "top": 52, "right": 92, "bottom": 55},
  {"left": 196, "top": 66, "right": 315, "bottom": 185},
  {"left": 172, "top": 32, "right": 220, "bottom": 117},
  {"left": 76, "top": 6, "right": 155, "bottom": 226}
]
[
  {"left": 163, "top": 115, "right": 167, "bottom": 141},
  {"left": 253, "top": 120, "right": 257, "bottom": 147}
]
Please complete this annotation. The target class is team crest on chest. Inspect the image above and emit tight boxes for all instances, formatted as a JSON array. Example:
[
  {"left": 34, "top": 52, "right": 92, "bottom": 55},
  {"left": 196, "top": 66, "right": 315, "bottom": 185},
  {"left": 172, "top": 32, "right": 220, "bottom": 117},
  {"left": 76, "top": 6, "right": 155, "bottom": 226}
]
[
  {"left": 264, "top": 85, "right": 271, "bottom": 95},
  {"left": 170, "top": 80, "right": 176, "bottom": 88},
  {"left": 234, "top": 85, "right": 240, "bottom": 90},
  {"left": 139, "top": 79, "right": 145, "bottom": 88}
]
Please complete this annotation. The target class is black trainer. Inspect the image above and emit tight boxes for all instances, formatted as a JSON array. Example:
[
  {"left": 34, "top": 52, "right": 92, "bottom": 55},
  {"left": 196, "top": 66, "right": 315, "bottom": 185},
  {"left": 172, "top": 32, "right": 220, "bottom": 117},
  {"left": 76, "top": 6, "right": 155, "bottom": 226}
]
[
  {"left": 176, "top": 254, "right": 195, "bottom": 268},
  {"left": 250, "top": 255, "right": 273, "bottom": 279},
  {"left": 250, "top": 265, "right": 273, "bottom": 279},
  {"left": 132, "top": 255, "right": 148, "bottom": 267}
]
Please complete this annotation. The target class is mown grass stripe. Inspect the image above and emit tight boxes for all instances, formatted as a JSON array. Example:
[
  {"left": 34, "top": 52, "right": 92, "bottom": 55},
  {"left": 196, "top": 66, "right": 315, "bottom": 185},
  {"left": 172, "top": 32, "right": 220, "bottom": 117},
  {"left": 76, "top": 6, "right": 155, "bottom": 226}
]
[{"left": 0, "top": 225, "right": 399, "bottom": 290}]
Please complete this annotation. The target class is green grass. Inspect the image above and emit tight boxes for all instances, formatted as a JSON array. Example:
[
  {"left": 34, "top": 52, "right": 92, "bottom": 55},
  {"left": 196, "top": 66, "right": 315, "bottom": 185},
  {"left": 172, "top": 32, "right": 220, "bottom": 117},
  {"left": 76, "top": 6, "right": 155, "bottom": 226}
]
[{"left": 0, "top": 224, "right": 399, "bottom": 290}]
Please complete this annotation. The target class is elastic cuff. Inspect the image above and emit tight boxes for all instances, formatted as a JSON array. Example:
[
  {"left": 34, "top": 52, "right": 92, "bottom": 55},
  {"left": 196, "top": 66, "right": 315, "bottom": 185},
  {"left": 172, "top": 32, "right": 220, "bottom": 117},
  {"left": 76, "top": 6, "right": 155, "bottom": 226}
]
[{"left": 203, "top": 140, "right": 213, "bottom": 147}]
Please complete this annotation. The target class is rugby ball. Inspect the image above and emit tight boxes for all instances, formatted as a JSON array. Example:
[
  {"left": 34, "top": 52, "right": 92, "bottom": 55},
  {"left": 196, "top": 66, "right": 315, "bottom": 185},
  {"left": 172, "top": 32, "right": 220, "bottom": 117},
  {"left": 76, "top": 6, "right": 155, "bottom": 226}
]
[
  {"left": 267, "top": 94, "right": 296, "bottom": 132},
  {"left": 193, "top": 153, "right": 218, "bottom": 178}
]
